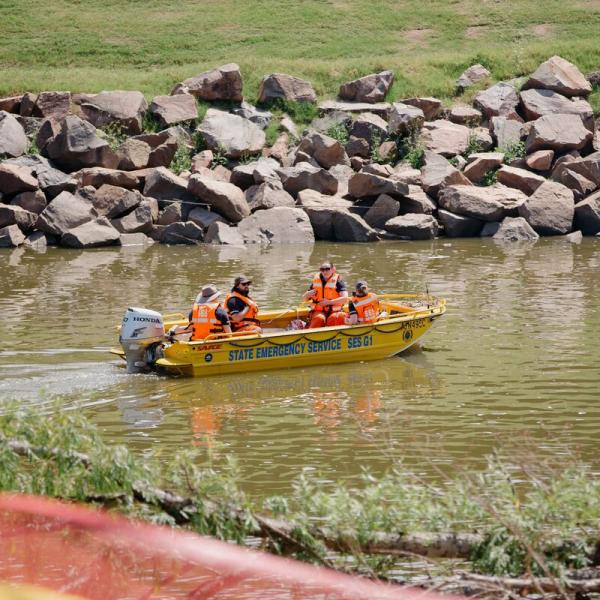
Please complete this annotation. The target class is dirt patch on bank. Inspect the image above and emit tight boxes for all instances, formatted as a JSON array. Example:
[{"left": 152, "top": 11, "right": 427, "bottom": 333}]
[
  {"left": 529, "top": 23, "right": 555, "bottom": 37},
  {"left": 465, "top": 25, "right": 489, "bottom": 38},
  {"left": 403, "top": 28, "right": 434, "bottom": 46}
]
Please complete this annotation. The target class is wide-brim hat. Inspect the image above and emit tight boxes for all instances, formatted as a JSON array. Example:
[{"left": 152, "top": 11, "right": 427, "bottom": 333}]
[{"left": 196, "top": 284, "right": 220, "bottom": 304}]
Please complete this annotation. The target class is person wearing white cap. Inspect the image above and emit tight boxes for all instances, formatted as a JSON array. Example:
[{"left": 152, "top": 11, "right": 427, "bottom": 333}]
[{"left": 188, "top": 284, "right": 232, "bottom": 340}]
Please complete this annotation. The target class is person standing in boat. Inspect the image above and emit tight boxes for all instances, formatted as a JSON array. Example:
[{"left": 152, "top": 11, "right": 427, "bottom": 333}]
[
  {"left": 189, "top": 285, "right": 232, "bottom": 340},
  {"left": 346, "top": 280, "right": 381, "bottom": 325},
  {"left": 225, "top": 276, "right": 262, "bottom": 335},
  {"left": 303, "top": 261, "right": 348, "bottom": 328}
]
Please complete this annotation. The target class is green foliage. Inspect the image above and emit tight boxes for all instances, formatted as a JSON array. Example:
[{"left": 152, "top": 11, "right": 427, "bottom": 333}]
[
  {"left": 264, "top": 119, "right": 281, "bottom": 147},
  {"left": 263, "top": 99, "right": 318, "bottom": 127},
  {"left": 212, "top": 147, "right": 229, "bottom": 168},
  {"left": 369, "top": 132, "right": 386, "bottom": 164},
  {"left": 480, "top": 169, "right": 498, "bottom": 186},
  {"left": 196, "top": 100, "right": 210, "bottom": 125},
  {"left": 192, "top": 131, "right": 207, "bottom": 153},
  {"left": 98, "top": 122, "right": 127, "bottom": 151},
  {"left": 500, "top": 140, "right": 526, "bottom": 164},
  {"left": 26, "top": 138, "right": 40, "bottom": 156},
  {"left": 142, "top": 111, "right": 162, "bottom": 133},
  {"left": 170, "top": 144, "right": 192, "bottom": 174},
  {"left": 326, "top": 123, "right": 349, "bottom": 145},
  {"left": 462, "top": 133, "right": 485, "bottom": 158},
  {"left": 395, "top": 127, "right": 425, "bottom": 169}
]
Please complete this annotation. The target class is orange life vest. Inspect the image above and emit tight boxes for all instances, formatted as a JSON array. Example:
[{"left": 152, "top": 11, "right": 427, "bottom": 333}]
[
  {"left": 190, "top": 302, "right": 225, "bottom": 340},
  {"left": 351, "top": 292, "right": 380, "bottom": 323},
  {"left": 311, "top": 272, "right": 343, "bottom": 313},
  {"left": 225, "top": 291, "right": 259, "bottom": 330}
]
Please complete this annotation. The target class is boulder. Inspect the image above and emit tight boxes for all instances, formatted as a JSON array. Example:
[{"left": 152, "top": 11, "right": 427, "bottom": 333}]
[
  {"left": 437, "top": 209, "right": 483, "bottom": 237},
  {"left": 496, "top": 166, "right": 546, "bottom": 195},
  {"left": 11, "top": 190, "right": 47, "bottom": 214},
  {"left": 35, "top": 118, "right": 61, "bottom": 152},
  {"left": 276, "top": 162, "right": 338, "bottom": 197},
  {"left": 338, "top": 70, "right": 394, "bottom": 103},
  {"left": 245, "top": 180, "right": 295, "bottom": 212},
  {"left": 400, "top": 185, "right": 437, "bottom": 215},
  {"left": 161, "top": 221, "right": 204, "bottom": 244},
  {"left": 0, "top": 96, "right": 22, "bottom": 113},
  {"left": 0, "top": 111, "right": 28, "bottom": 157},
  {"left": 297, "top": 131, "right": 349, "bottom": 169},
  {"left": 5, "top": 155, "right": 75, "bottom": 198},
  {"left": 188, "top": 175, "right": 249, "bottom": 222},
  {"left": 357, "top": 163, "right": 393, "bottom": 178},
  {"left": 0, "top": 224, "right": 25, "bottom": 247},
  {"left": 474, "top": 83, "right": 519, "bottom": 119},
  {"left": 318, "top": 100, "right": 390, "bottom": 116},
  {"left": 524, "top": 55, "right": 592, "bottom": 97},
  {"left": 574, "top": 190, "right": 600, "bottom": 234},
  {"left": 230, "top": 157, "right": 280, "bottom": 189},
  {"left": 517, "top": 180, "right": 574, "bottom": 235},
  {"left": 520, "top": 89, "right": 593, "bottom": 128},
  {"left": 332, "top": 211, "right": 378, "bottom": 242},
  {"left": 328, "top": 164, "right": 354, "bottom": 196},
  {"left": 92, "top": 184, "right": 142, "bottom": 218},
  {"left": 36, "top": 190, "right": 96, "bottom": 236},
  {"left": 45, "top": 115, "right": 118, "bottom": 171},
  {"left": 118, "top": 232, "right": 154, "bottom": 246},
  {"left": 187, "top": 206, "right": 226, "bottom": 230},
  {"left": 419, "top": 120, "right": 470, "bottom": 157},
  {"left": 420, "top": 152, "right": 471, "bottom": 198},
  {"left": 492, "top": 216, "right": 539, "bottom": 242},
  {"left": 157, "top": 202, "right": 183, "bottom": 225},
  {"left": 111, "top": 201, "right": 154, "bottom": 233},
  {"left": 296, "top": 189, "right": 353, "bottom": 240},
  {"left": 80, "top": 91, "right": 147, "bottom": 135},
  {"left": 280, "top": 114, "right": 299, "bottom": 140},
  {"left": 0, "top": 164, "right": 38, "bottom": 195},
  {"left": 266, "top": 132, "right": 290, "bottom": 162},
  {"left": 448, "top": 106, "right": 482, "bottom": 126},
  {"left": 553, "top": 152, "right": 600, "bottom": 187},
  {"left": 149, "top": 93, "right": 197, "bottom": 126},
  {"left": 33, "top": 91, "right": 71, "bottom": 120},
  {"left": 198, "top": 109, "right": 265, "bottom": 158},
  {"left": 349, "top": 113, "right": 388, "bottom": 145},
  {"left": 237, "top": 207, "right": 315, "bottom": 244},
  {"left": 23, "top": 230, "right": 48, "bottom": 251},
  {"left": 526, "top": 114, "right": 593, "bottom": 153},
  {"left": 348, "top": 171, "right": 408, "bottom": 198},
  {"left": 456, "top": 64, "right": 491, "bottom": 90},
  {"left": 143, "top": 166, "right": 192, "bottom": 201},
  {"left": 556, "top": 168, "right": 596, "bottom": 199},
  {"left": 117, "top": 138, "right": 152, "bottom": 170},
  {"left": 526, "top": 150, "right": 554, "bottom": 171},
  {"left": 463, "top": 152, "right": 505, "bottom": 183},
  {"left": 364, "top": 194, "right": 400, "bottom": 228},
  {"left": 191, "top": 150, "right": 214, "bottom": 171},
  {"left": 258, "top": 73, "right": 317, "bottom": 103},
  {"left": 60, "top": 216, "right": 120, "bottom": 248},
  {"left": 438, "top": 184, "right": 527, "bottom": 221},
  {"left": 0, "top": 205, "right": 37, "bottom": 231},
  {"left": 232, "top": 102, "right": 272, "bottom": 129},
  {"left": 392, "top": 165, "right": 422, "bottom": 185},
  {"left": 75, "top": 167, "right": 140, "bottom": 190},
  {"left": 174, "top": 63, "right": 243, "bottom": 102},
  {"left": 384, "top": 214, "right": 439, "bottom": 239},
  {"left": 402, "top": 97, "right": 443, "bottom": 121},
  {"left": 19, "top": 93, "right": 37, "bottom": 117},
  {"left": 490, "top": 117, "right": 523, "bottom": 150},
  {"left": 309, "top": 111, "right": 352, "bottom": 135},
  {"left": 480, "top": 222, "right": 501, "bottom": 237},
  {"left": 345, "top": 136, "right": 370, "bottom": 158},
  {"left": 204, "top": 221, "right": 244, "bottom": 245},
  {"left": 388, "top": 103, "right": 425, "bottom": 135}
]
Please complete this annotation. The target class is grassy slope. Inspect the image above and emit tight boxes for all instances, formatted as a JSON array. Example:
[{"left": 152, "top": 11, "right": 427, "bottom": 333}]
[{"left": 1, "top": 0, "right": 599, "bottom": 110}]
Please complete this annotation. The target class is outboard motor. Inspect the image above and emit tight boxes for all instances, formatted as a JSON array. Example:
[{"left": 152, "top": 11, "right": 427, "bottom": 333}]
[{"left": 120, "top": 307, "right": 165, "bottom": 373}]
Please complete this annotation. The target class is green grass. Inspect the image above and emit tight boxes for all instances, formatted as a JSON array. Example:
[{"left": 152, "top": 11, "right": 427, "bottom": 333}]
[{"left": 1, "top": 0, "right": 600, "bottom": 113}]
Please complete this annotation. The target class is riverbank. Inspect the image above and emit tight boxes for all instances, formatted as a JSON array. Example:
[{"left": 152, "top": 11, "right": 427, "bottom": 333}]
[{"left": 0, "top": 55, "right": 599, "bottom": 249}]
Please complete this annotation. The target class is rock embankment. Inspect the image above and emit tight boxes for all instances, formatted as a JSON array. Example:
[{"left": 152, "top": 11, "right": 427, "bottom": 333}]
[{"left": 0, "top": 56, "right": 599, "bottom": 248}]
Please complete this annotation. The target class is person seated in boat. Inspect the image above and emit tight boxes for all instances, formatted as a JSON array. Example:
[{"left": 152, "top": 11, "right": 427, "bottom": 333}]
[
  {"left": 188, "top": 285, "right": 232, "bottom": 341},
  {"left": 346, "top": 280, "right": 381, "bottom": 325},
  {"left": 225, "top": 276, "right": 262, "bottom": 335},
  {"left": 302, "top": 261, "right": 348, "bottom": 328}
]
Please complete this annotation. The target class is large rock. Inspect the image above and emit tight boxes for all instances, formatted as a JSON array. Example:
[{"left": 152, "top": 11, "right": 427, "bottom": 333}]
[
  {"left": 463, "top": 152, "right": 505, "bottom": 183},
  {"left": 161, "top": 221, "right": 204, "bottom": 244},
  {"left": 0, "top": 96, "right": 22, "bottom": 113},
  {"left": 143, "top": 166, "right": 192, "bottom": 201},
  {"left": 111, "top": 201, "right": 154, "bottom": 233},
  {"left": 92, "top": 184, "right": 143, "bottom": 218},
  {"left": 0, "top": 224, "right": 25, "bottom": 247},
  {"left": 332, "top": 211, "right": 378, "bottom": 242},
  {"left": 420, "top": 152, "right": 471, "bottom": 198},
  {"left": 517, "top": 180, "right": 574, "bottom": 235},
  {"left": 490, "top": 117, "right": 523, "bottom": 150},
  {"left": 80, "top": 91, "right": 147, "bottom": 135},
  {"left": 36, "top": 191, "right": 96, "bottom": 236},
  {"left": 318, "top": 100, "right": 391, "bottom": 117},
  {"left": 400, "top": 185, "right": 437, "bottom": 215},
  {"left": 5, "top": 155, "right": 75, "bottom": 197},
  {"left": 149, "top": 93, "right": 197, "bottom": 127},
  {"left": 574, "top": 190, "right": 600, "bottom": 234},
  {"left": 75, "top": 167, "right": 140, "bottom": 190},
  {"left": 23, "top": 231, "right": 48, "bottom": 251},
  {"left": 297, "top": 131, "right": 349, "bottom": 169},
  {"left": 526, "top": 114, "right": 593, "bottom": 153},
  {"left": 384, "top": 214, "right": 439, "bottom": 240},
  {"left": 11, "top": 190, "right": 47, "bottom": 214},
  {"left": 258, "top": 74, "right": 316, "bottom": 104},
  {"left": 492, "top": 216, "right": 539, "bottom": 242},
  {"left": 187, "top": 175, "right": 249, "bottom": 222},
  {"left": 186, "top": 207, "right": 225, "bottom": 231},
  {"left": 237, "top": 207, "right": 315, "bottom": 244},
  {"left": 60, "top": 217, "right": 120, "bottom": 248},
  {"left": 45, "top": 116, "right": 118, "bottom": 171},
  {"left": 520, "top": 89, "right": 593, "bottom": 128},
  {"left": 0, "top": 111, "right": 28, "bottom": 157},
  {"left": 276, "top": 162, "right": 338, "bottom": 197},
  {"left": 338, "top": 70, "right": 394, "bottom": 103},
  {"left": 157, "top": 202, "right": 183, "bottom": 225},
  {"left": 524, "top": 56, "right": 592, "bottom": 97},
  {"left": 388, "top": 103, "right": 425, "bottom": 135},
  {"left": 474, "top": 83, "right": 519, "bottom": 119},
  {"left": 0, "top": 205, "right": 37, "bottom": 231},
  {"left": 204, "top": 221, "right": 244, "bottom": 245},
  {"left": 553, "top": 152, "right": 600, "bottom": 187},
  {"left": 197, "top": 109, "right": 265, "bottom": 158},
  {"left": 0, "top": 164, "right": 38, "bottom": 195},
  {"left": 438, "top": 209, "right": 483, "bottom": 237},
  {"left": 231, "top": 157, "right": 280, "bottom": 189},
  {"left": 245, "top": 180, "right": 295, "bottom": 212},
  {"left": 116, "top": 138, "right": 151, "bottom": 171},
  {"left": 296, "top": 189, "right": 353, "bottom": 240},
  {"left": 349, "top": 113, "right": 388, "bottom": 145},
  {"left": 232, "top": 102, "right": 272, "bottom": 129},
  {"left": 496, "top": 166, "right": 546, "bottom": 195},
  {"left": 402, "top": 97, "right": 443, "bottom": 121},
  {"left": 438, "top": 185, "right": 527, "bottom": 221},
  {"left": 448, "top": 105, "right": 482, "bottom": 126},
  {"left": 526, "top": 150, "right": 554, "bottom": 171},
  {"left": 364, "top": 194, "right": 400, "bottom": 228},
  {"left": 419, "top": 120, "right": 470, "bottom": 157},
  {"left": 174, "top": 64, "right": 243, "bottom": 102},
  {"left": 456, "top": 64, "right": 491, "bottom": 90},
  {"left": 33, "top": 91, "right": 71, "bottom": 120},
  {"left": 348, "top": 171, "right": 408, "bottom": 198}
]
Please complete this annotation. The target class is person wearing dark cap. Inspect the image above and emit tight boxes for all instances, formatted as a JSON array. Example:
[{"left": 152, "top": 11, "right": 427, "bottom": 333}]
[
  {"left": 225, "top": 276, "right": 262, "bottom": 334},
  {"left": 346, "top": 280, "right": 380, "bottom": 325},
  {"left": 302, "top": 261, "right": 348, "bottom": 328},
  {"left": 188, "top": 284, "right": 232, "bottom": 341}
]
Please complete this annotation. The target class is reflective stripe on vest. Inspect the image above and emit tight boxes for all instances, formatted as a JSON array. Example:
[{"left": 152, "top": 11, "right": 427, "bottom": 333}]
[
  {"left": 191, "top": 302, "right": 223, "bottom": 340},
  {"left": 351, "top": 293, "right": 380, "bottom": 323},
  {"left": 225, "top": 291, "right": 259, "bottom": 329},
  {"left": 311, "top": 272, "right": 342, "bottom": 313}
]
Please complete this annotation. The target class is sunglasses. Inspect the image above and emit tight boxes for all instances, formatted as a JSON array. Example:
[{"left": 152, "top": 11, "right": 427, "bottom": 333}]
[{"left": 320, "top": 267, "right": 332, "bottom": 271}]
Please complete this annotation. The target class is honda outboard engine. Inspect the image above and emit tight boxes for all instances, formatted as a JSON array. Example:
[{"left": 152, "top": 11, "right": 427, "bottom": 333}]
[{"left": 120, "top": 307, "right": 165, "bottom": 373}]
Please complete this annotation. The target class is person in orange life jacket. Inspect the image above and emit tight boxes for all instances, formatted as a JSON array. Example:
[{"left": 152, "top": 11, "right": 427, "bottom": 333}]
[
  {"left": 187, "top": 285, "right": 231, "bottom": 341},
  {"left": 346, "top": 280, "right": 380, "bottom": 325},
  {"left": 225, "top": 276, "right": 262, "bottom": 334},
  {"left": 302, "top": 262, "right": 348, "bottom": 328}
]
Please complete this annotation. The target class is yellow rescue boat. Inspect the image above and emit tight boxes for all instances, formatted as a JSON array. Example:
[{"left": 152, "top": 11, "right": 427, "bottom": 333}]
[{"left": 111, "top": 295, "right": 446, "bottom": 377}]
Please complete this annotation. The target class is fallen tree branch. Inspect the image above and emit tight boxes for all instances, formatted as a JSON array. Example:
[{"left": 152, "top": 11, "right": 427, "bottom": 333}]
[{"left": 458, "top": 572, "right": 600, "bottom": 594}]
